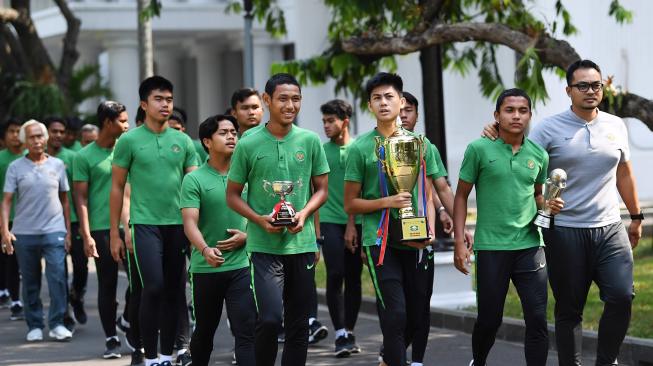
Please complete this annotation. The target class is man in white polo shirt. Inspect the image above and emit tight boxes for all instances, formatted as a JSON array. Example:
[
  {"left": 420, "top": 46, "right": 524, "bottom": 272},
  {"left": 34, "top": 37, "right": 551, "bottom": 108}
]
[{"left": 484, "top": 59, "right": 642, "bottom": 366}]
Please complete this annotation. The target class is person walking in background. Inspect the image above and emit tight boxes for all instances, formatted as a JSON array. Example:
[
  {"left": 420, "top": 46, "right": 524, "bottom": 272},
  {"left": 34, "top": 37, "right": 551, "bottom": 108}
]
[
  {"left": 1, "top": 120, "right": 72, "bottom": 342},
  {"left": 0, "top": 118, "right": 25, "bottom": 321}
]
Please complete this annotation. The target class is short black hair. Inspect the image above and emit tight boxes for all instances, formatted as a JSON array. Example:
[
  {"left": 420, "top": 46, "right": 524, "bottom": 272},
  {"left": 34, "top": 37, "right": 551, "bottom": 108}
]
[
  {"left": 264, "top": 73, "right": 301, "bottom": 97},
  {"left": 97, "top": 101, "right": 127, "bottom": 130},
  {"left": 139, "top": 75, "right": 174, "bottom": 102},
  {"left": 66, "top": 116, "right": 82, "bottom": 132},
  {"left": 495, "top": 88, "right": 532, "bottom": 112},
  {"left": 1, "top": 118, "right": 23, "bottom": 139},
  {"left": 566, "top": 59, "right": 602, "bottom": 85},
  {"left": 365, "top": 72, "right": 403, "bottom": 101},
  {"left": 135, "top": 108, "right": 145, "bottom": 125},
  {"left": 44, "top": 116, "right": 67, "bottom": 130},
  {"left": 198, "top": 114, "right": 239, "bottom": 153},
  {"left": 230, "top": 88, "right": 261, "bottom": 109},
  {"left": 320, "top": 99, "right": 353, "bottom": 121},
  {"left": 169, "top": 107, "right": 187, "bottom": 126},
  {"left": 402, "top": 91, "right": 418, "bottom": 109}
]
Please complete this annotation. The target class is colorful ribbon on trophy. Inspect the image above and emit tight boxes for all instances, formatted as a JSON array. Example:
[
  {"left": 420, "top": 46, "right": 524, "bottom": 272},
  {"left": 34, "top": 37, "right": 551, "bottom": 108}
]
[
  {"left": 375, "top": 146, "right": 391, "bottom": 266},
  {"left": 417, "top": 157, "right": 431, "bottom": 265}
]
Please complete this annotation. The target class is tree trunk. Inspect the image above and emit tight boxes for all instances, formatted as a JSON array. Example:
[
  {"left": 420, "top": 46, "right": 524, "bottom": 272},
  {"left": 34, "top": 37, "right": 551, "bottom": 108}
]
[
  {"left": 53, "top": 0, "right": 81, "bottom": 105},
  {"left": 137, "top": 0, "right": 154, "bottom": 81},
  {"left": 10, "top": 0, "right": 55, "bottom": 83}
]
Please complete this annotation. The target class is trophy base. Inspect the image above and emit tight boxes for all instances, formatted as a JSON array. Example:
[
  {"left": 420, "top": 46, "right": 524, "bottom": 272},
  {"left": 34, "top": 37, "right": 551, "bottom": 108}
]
[
  {"left": 534, "top": 212, "right": 552, "bottom": 228},
  {"left": 272, "top": 218, "right": 296, "bottom": 226},
  {"left": 399, "top": 217, "right": 429, "bottom": 242}
]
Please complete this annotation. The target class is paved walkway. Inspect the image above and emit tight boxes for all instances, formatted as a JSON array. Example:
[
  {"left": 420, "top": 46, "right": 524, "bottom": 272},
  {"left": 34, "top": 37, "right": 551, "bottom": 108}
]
[{"left": 0, "top": 261, "right": 595, "bottom": 365}]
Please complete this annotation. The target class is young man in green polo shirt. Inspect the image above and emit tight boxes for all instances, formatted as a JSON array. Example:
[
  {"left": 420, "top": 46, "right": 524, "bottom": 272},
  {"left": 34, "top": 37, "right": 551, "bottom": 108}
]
[
  {"left": 0, "top": 118, "right": 24, "bottom": 320},
  {"left": 73, "top": 101, "right": 138, "bottom": 361},
  {"left": 318, "top": 99, "right": 362, "bottom": 357},
  {"left": 45, "top": 116, "right": 86, "bottom": 329},
  {"left": 453, "top": 88, "right": 562, "bottom": 366},
  {"left": 230, "top": 88, "right": 264, "bottom": 136},
  {"left": 343, "top": 72, "right": 437, "bottom": 366},
  {"left": 181, "top": 114, "right": 256, "bottom": 366},
  {"left": 226, "top": 73, "right": 329, "bottom": 366},
  {"left": 110, "top": 76, "right": 198, "bottom": 366}
]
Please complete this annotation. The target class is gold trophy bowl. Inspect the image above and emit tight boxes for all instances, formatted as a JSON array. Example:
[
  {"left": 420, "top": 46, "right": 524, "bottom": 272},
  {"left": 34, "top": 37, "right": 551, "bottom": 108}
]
[{"left": 375, "top": 119, "right": 428, "bottom": 242}]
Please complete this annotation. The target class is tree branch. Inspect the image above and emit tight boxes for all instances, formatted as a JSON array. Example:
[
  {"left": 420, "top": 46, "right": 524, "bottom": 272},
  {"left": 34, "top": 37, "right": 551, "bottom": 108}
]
[
  {"left": 342, "top": 22, "right": 580, "bottom": 69},
  {"left": 341, "top": 21, "right": 653, "bottom": 129},
  {"left": 52, "top": 0, "right": 80, "bottom": 99},
  {"left": 10, "top": 0, "right": 56, "bottom": 82}
]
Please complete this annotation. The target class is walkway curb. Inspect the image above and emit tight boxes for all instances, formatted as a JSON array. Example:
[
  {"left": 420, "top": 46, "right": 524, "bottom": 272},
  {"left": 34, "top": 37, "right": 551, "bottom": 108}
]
[{"left": 316, "top": 289, "right": 653, "bottom": 365}]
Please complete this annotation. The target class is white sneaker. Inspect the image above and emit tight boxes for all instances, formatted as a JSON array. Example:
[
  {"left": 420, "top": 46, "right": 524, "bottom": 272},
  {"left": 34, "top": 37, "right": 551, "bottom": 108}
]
[
  {"left": 26, "top": 328, "right": 43, "bottom": 342},
  {"left": 49, "top": 324, "right": 73, "bottom": 341}
]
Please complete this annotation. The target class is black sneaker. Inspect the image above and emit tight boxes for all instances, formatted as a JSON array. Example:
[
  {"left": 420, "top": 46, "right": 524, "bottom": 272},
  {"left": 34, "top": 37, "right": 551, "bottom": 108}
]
[
  {"left": 130, "top": 350, "right": 144, "bottom": 366},
  {"left": 116, "top": 315, "right": 130, "bottom": 334},
  {"left": 160, "top": 361, "right": 173, "bottom": 366},
  {"left": 10, "top": 303, "right": 24, "bottom": 320},
  {"left": 308, "top": 320, "right": 328, "bottom": 344},
  {"left": 63, "top": 312, "right": 76, "bottom": 334},
  {"left": 70, "top": 296, "right": 87, "bottom": 325},
  {"left": 176, "top": 351, "right": 192, "bottom": 366},
  {"left": 103, "top": 337, "right": 122, "bottom": 359},
  {"left": 0, "top": 293, "right": 9, "bottom": 308},
  {"left": 346, "top": 333, "right": 361, "bottom": 353},
  {"left": 334, "top": 335, "right": 351, "bottom": 358}
]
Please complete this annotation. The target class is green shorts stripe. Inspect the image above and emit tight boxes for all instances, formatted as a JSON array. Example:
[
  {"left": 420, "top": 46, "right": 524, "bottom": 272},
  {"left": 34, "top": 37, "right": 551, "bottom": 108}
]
[
  {"left": 130, "top": 224, "right": 145, "bottom": 288},
  {"left": 365, "top": 246, "right": 385, "bottom": 309},
  {"left": 247, "top": 252, "right": 259, "bottom": 312}
]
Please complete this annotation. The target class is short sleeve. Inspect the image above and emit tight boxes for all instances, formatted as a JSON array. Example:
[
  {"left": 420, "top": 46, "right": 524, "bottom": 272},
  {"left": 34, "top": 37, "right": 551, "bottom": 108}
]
[
  {"left": 344, "top": 144, "right": 364, "bottom": 183},
  {"left": 180, "top": 175, "right": 201, "bottom": 209},
  {"left": 112, "top": 136, "right": 133, "bottom": 170},
  {"left": 3, "top": 163, "right": 17, "bottom": 193},
  {"left": 227, "top": 143, "right": 249, "bottom": 185},
  {"left": 528, "top": 121, "right": 549, "bottom": 150},
  {"left": 59, "top": 161, "right": 70, "bottom": 192},
  {"left": 618, "top": 118, "right": 630, "bottom": 163},
  {"left": 73, "top": 153, "right": 89, "bottom": 182},
  {"left": 184, "top": 136, "right": 199, "bottom": 169},
  {"left": 311, "top": 136, "right": 330, "bottom": 176},
  {"left": 423, "top": 138, "right": 439, "bottom": 178},
  {"left": 458, "top": 144, "right": 480, "bottom": 184},
  {"left": 536, "top": 151, "right": 549, "bottom": 184},
  {"left": 431, "top": 143, "right": 448, "bottom": 178}
]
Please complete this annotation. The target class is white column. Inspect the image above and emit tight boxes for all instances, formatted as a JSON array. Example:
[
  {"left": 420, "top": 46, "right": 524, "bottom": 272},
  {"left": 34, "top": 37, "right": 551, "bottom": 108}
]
[
  {"left": 104, "top": 38, "right": 140, "bottom": 124},
  {"left": 75, "top": 42, "right": 103, "bottom": 116},
  {"left": 193, "top": 44, "right": 222, "bottom": 123}
]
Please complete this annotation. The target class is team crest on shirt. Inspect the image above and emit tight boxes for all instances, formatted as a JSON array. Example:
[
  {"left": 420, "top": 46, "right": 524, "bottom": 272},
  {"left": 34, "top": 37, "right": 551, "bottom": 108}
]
[
  {"left": 527, "top": 160, "right": 535, "bottom": 169},
  {"left": 295, "top": 150, "right": 306, "bottom": 162},
  {"left": 171, "top": 144, "right": 181, "bottom": 153}
]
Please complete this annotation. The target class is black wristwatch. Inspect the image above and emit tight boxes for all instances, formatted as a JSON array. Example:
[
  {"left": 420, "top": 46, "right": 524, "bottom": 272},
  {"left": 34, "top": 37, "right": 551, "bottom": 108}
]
[{"left": 630, "top": 212, "right": 644, "bottom": 221}]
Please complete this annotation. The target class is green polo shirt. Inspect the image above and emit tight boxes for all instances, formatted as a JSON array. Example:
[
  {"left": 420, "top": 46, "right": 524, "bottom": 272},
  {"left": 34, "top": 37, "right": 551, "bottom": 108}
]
[
  {"left": 193, "top": 139, "right": 208, "bottom": 162},
  {"left": 319, "top": 140, "right": 361, "bottom": 225},
  {"left": 112, "top": 125, "right": 199, "bottom": 225},
  {"left": 68, "top": 140, "right": 83, "bottom": 152},
  {"left": 181, "top": 163, "right": 249, "bottom": 273},
  {"left": 0, "top": 149, "right": 24, "bottom": 220},
  {"left": 55, "top": 148, "right": 78, "bottom": 223},
  {"left": 228, "top": 124, "right": 330, "bottom": 255},
  {"left": 431, "top": 143, "right": 447, "bottom": 178},
  {"left": 459, "top": 137, "right": 548, "bottom": 251},
  {"left": 344, "top": 129, "right": 439, "bottom": 249},
  {"left": 73, "top": 142, "right": 116, "bottom": 231}
]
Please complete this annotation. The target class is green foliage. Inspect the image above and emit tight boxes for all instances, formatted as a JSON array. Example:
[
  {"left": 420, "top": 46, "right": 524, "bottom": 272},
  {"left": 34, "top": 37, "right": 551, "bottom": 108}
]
[
  {"left": 232, "top": 0, "right": 634, "bottom": 109},
  {"left": 609, "top": 0, "right": 634, "bottom": 24},
  {"left": 8, "top": 80, "right": 67, "bottom": 121},
  {"left": 68, "top": 64, "right": 113, "bottom": 116},
  {"left": 140, "top": 0, "right": 162, "bottom": 21}
]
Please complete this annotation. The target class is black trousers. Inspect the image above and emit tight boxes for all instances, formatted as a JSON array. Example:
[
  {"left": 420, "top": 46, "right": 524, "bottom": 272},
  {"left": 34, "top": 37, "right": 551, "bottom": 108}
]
[
  {"left": 404, "top": 249, "right": 434, "bottom": 363},
  {"left": 132, "top": 224, "right": 187, "bottom": 359},
  {"left": 250, "top": 252, "right": 315, "bottom": 366},
  {"left": 0, "top": 221, "right": 20, "bottom": 302},
  {"left": 190, "top": 268, "right": 256, "bottom": 366},
  {"left": 66, "top": 222, "right": 88, "bottom": 300},
  {"left": 125, "top": 250, "right": 142, "bottom": 349},
  {"left": 365, "top": 245, "right": 433, "bottom": 366},
  {"left": 473, "top": 247, "right": 549, "bottom": 366},
  {"left": 175, "top": 252, "right": 190, "bottom": 352},
  {"left": 543, "top": 222, "right": 633, "bottom": 366},
  {"left": 91, "top": 230, "right": 128, "bottom": 338},
  {"left": 320, "top": 223, "right": 363, "bottom": 331}
]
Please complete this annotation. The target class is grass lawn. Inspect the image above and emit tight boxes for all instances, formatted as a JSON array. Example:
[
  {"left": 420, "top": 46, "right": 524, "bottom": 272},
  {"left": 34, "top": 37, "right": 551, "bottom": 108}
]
[{"left": 315, "top": 237, "right": 653, "bottom": 339}]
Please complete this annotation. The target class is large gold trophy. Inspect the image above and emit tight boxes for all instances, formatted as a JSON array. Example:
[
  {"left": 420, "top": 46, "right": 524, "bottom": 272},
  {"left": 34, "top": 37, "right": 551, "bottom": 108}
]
[{"left": 375, "top": 117, "right": 429, "bottom": 242}]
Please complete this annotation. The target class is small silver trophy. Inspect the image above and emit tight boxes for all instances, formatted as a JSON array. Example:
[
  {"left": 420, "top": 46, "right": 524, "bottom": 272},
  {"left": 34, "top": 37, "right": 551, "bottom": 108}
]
[{"left": 534, "top": 169, "right": 567, "bottom": 228}]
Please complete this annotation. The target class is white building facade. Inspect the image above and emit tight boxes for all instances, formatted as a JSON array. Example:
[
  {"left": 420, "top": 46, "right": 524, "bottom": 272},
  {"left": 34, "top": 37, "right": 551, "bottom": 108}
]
[{"left": 32, "top": 0, "right": 653, "bottom": 201}]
